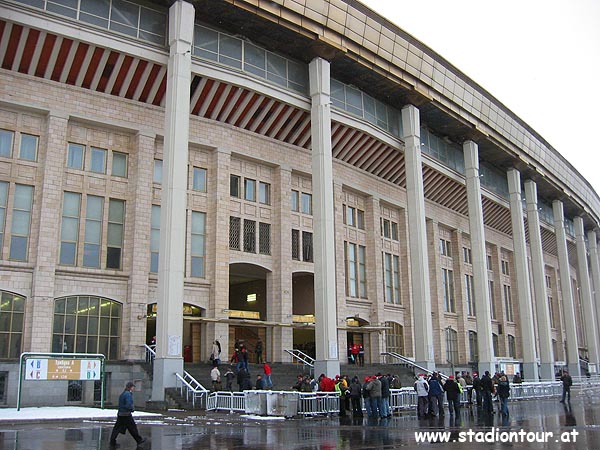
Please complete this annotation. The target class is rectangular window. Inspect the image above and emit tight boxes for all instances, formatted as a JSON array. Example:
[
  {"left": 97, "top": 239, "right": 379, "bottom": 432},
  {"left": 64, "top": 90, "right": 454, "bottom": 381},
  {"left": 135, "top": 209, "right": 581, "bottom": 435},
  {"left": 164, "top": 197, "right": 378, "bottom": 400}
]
[
  {"left": 501, "top": 259, "right": 510, "bottom": 275},
  {"left": 0, "top": 130, "right": 14, "bottom": 157},
  {"left": 383, "top": 253, "right": 400, "bottom": 304},
  {"left": 346, "top": 242, "right": 366, "bottom": 298},
  {"left": 548, "top": 296, "right": 555, "bottom": 328},
  {"left": 150, "top": 205, "right": 160, "bottom": 273},
  {"left": 83, "top": 195, "right": 103, "bottom": 268},
  {"left": 492, "top": 334, "right": 499, "bottom": 357},
  {"left": 302, "top": 231, "right": 313, "bottom": 262},
  {"left": 463, "top": 247, "right": 472, "bottom": 264},
  {"left": 440, "top": 239, "right": 452, "bottom": 257},
  {"left": 489, "top": 280, "right": 496, "bottom": 320},
  {"left": 469, "top": 331, "right": 478, "bottom": 362},
  {"left": 9, "top": 184, "right": 34, "bottom": 261},
  {"left": 244, "top": 178, "right": 256, "bottom": 201},
  {"left": 111, "top": 152, "right": 128, "bottom": 177},
  {"left": 291, "top": 229, "right": 300, "bottom": 260},
  {"left": 0, "top": 182, "right": 7, "bottom": 257},
  {"left": 259, "top": 222, "right": 271, "bottom": 255},
  {"left": 382, "top": 219, "right": 390, "bottom": 238},
  {"left": 67, "top": 143, "right": 85, "bottom": 169},
  {"left": 229, "top": 216, "right": 241, "bottom": 250},
  {"left": 106, "top": 199, "right": 124, "bottom": 269},
  {"left": 90, "top": 147, "right": 107, "bottom": 174},
  {"left": 19, "top": 134, "right": 38, "bottom": 161},
  {"left": 230, "top": 175, "right": 240, "bottom": 198},
  {"left": 243, "top": 219, "right": 256, "bottom": 253},
  {"left": 357, "top": 209, "right": 365, "bottom": 230},
  {"left": 346, "top": 206, "right": 356, "bottom": 227},
  {"left": 465, "top": 274, "right": 475, "bottom": 316},
  {"left": 391, "top": 222, "right": 398, "bottom": 240},
  {"left": 153, "top": 160, "right": 163, "bottom": 184},
  {"left": 508, "top": 335, "right": 516, "bottom": 358},
  {"left": 259, "top": 182, "right": 270, "bottom": 205},
  {"left": 60, "top": 192, "right": 81, "bottom": 265},
  {"left": 442, "top": 268, "right": 455, "bottom": 312},
  {"left": 190, "top": 211, "right": 206, "bottom": 277},
  {"left": 503, "top": 284, "right": 513, "bottom": 322},
  {"left": 301, "top": 193, "right": 312, "bottom": 215},
  {"left": 291, "top": 190, "right": 299, "bottom": 212},
  {"left": 487, "top": 254, "right": 493, "bottom": 271},
  {"left": 192, "top": 167, "right": 207, "bottom": 192}
]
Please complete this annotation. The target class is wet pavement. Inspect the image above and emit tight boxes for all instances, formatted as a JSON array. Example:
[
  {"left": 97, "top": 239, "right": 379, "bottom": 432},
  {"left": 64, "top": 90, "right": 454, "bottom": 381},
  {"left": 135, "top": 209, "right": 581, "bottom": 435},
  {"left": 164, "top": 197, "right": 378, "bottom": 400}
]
[{"left": 2, "top": 390, "right": 600, "bottom": 450}]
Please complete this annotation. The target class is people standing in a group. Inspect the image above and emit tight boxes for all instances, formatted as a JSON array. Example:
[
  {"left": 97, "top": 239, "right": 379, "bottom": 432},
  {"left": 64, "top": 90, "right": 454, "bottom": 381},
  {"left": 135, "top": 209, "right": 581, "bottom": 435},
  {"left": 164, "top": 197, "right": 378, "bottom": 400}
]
[
  {"left": 255, "top": 339, "right": 263, "bottom": 364},
  {"left": 496, "top": 374, "right": 510, "bottom": 416},
  {"left": 263, "top": 362, "right": 273, "bottom": 389},
  {"left": 443, "top": 375, "right": 461, "bottom": 416},
  {"left": 109, "top": 382, "right": 145, "bottom": 448},
  {"left": 560, "top": 369, "right": 573, "bottom": 403},
  {"left": 414, "top": 375, "right": 429, "bottom": 418},
  {"left": 362, "top": 376, "right": 372, "bottom": 417},
  {"left": 210, "top": 364, "right": 221, "bottom": 392},
  {"left": 481, "top": 370, "right": 495, "bottom": 414},
  {"left": 334, "top": 376, "right": 347, "bottom": 417}
]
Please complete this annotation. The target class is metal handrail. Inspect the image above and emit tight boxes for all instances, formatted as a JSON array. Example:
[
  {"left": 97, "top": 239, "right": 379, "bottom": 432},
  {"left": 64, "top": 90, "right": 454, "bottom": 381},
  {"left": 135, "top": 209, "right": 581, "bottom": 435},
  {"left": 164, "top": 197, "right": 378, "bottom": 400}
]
[
  {"left": 144, "top": 344, "right": 156, "bottom": 364},
  {"left": 175, "top": 371, "right": 209, "bottom": 409},
  {"left": 382, "top": 352, "right": 448, "bottom": 380},
  {"left": 285, "top": 349, "right": 314, "bottom": 373}
]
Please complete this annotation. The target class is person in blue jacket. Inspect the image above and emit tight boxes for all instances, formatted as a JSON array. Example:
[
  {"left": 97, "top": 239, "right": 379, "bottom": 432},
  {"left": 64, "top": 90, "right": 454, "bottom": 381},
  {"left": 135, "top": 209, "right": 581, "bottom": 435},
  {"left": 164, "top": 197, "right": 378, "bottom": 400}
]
[{"left": 109, "top": 381, "right": 146, "bottom": 447}]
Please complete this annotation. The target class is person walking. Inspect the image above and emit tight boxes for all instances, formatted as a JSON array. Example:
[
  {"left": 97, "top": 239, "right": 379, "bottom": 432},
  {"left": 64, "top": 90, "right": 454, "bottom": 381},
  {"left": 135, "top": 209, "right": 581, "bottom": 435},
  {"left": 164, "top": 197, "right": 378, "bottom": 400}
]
[
  {"left": 109, "top": 382, "right": 145, "bottom": 448},
  {"left": 210, "top": 365, "right": 221, "bottom": 392},
  {"left": 263, "top": 362, "right": 273, "bottom": 389},
  {"left": 496, "top": 374, "right": 510, "bottom": 416},
  {"left": 560, "top": 369, "right": 573, "bottom": 403}
]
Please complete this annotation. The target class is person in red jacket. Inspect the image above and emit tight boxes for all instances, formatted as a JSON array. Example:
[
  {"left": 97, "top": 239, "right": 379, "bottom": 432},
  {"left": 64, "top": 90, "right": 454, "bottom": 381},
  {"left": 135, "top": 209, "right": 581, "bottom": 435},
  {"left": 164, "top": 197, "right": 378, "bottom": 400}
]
[
  {"left": 263, "top": 362, "right": 273, "bottom": 389},
  {"left": 318, "top": 373, "right": 335, "bottom": 391}
]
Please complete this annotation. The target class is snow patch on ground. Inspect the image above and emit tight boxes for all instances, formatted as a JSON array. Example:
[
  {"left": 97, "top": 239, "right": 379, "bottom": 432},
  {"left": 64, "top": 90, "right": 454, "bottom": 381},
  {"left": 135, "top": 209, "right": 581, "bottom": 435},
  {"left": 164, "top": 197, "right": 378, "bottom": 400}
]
[{"left": 0, "top": 407, "right": 161, "bottom": 422}]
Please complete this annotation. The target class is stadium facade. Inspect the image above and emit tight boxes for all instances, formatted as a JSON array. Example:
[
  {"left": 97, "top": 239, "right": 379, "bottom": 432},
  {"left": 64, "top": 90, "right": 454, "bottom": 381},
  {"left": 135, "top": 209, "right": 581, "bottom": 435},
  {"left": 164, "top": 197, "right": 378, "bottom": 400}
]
[{"left": 0, "top": 0, "right": 599, "bottom": 405}]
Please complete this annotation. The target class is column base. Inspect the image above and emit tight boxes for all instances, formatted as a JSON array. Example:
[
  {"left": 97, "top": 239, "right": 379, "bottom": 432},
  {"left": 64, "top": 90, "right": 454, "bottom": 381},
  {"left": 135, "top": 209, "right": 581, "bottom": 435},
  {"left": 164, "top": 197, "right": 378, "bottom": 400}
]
[
  {"left": 314, "top": 359, "right": 340, "bottom": 379},
  {"left": 151, "top": 357, "right": 184, "bottom": 401},
  {"left": 521, "top": 361, "right": 539, "bottom": 382},
  {"left": 539, "top": 362, "right": 555, "bottom": 381}
]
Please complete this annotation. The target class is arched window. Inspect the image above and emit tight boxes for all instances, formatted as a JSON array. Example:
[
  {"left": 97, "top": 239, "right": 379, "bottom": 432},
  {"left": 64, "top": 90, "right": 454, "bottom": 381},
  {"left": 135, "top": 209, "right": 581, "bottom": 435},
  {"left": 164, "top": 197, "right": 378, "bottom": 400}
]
[
  {"left": 384, "top": 322, "right": 404, "bottom": 355},
  {"left": 0, "top": 291, "right": 25, "bottom": 358},
  {"left": 52, "top": 296, "right": 121, "bottom": 360}
]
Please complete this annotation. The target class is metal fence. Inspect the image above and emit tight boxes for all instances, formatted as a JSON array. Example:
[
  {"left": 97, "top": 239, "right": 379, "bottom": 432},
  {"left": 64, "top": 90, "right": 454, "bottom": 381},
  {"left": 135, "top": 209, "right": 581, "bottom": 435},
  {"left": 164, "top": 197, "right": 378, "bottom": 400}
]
[
  {"left": 174, "top": 372, "right": 210, "bottom": 409},
  {"left": 203, "top": 380, "right": 582, "bottom": 416}
]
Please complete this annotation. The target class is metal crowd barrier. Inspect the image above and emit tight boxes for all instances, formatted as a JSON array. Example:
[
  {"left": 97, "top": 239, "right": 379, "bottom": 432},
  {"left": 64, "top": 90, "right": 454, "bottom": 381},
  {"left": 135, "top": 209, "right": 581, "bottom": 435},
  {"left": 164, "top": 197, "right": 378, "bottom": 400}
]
[
  {"left": 206, "top": 391, "right": 247, "bottom": 413},
  {"left": 297, "top": 392, "right": 340, "bottom": 416}
]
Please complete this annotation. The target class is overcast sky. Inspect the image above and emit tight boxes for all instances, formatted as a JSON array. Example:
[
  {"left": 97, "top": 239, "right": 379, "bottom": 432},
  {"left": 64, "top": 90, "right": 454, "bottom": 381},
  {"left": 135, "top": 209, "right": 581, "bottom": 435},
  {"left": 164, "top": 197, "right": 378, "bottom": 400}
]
[{"left": 360, "top": 0, "right": 600, "bottom": 197}]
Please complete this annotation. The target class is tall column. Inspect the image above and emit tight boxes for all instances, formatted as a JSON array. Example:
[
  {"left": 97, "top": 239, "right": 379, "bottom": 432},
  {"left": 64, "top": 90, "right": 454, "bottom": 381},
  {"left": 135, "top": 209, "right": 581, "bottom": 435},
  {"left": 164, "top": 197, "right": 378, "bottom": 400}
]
[
  {"left": 309, "top": 57, "right": 340, "bottom": 377},
  {"left": 268, "top": 165, "right": 293, "bottom": 363},
  {"left": 591, "top": 230, "right": 600, "bottom": 355},
  {"left": 507, "top": 169, "right": 538, "bottom": 380},
  {"left": 124, "top": 130, "right": 155, "bottom": 360},
  {"left": 463, "top": 141, "right": 494, "bottom": 375},
  {"left": 524, "top": 180, "right": 554, "bottom": 380},
  {"left": 401, "top": 104, "right": 434, "bottom": 370},
  {"left": 152, "top": 0, "right": 194, "bottom": 401},
  {"left": 28, "top": 110, "right": 68, "bottom": 352},
  {"left": 574, "top": 217, "right": 599, "bottom": 373},
  {"left": 553, "top": 201, "right": 579, "bottom": 375}
]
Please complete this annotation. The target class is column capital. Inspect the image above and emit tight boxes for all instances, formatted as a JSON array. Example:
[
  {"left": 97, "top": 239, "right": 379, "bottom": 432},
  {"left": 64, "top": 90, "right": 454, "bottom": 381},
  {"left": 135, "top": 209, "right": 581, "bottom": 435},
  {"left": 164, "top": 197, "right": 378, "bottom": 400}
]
[
  {"left": 309, "top": 57, "right": 330, "bottom": 97},
  {"left": 507, "top": 168, "right": 522, "bottom": 195},
  {"left": 168, "top": 0, "right": 194, "bottom": 46},
  {"left": 401, "top": 104, "right": 420, "bottom": 138}
]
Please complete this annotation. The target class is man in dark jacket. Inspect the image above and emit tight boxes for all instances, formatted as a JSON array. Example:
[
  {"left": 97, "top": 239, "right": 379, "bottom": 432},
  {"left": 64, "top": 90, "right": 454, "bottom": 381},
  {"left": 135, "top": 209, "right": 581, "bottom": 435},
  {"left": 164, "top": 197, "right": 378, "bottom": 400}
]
[
  {"left": 496, "top": 374, "right": 510, "bottom": 416},
  {"left": 109, "top": 382, "right": 145, "bottom": 447},
  {"left": 379, "top": 373, "right": 391, "bottom": 418},
  {"left": 481, "top": 371, "right": 495, "bottom": 414},
  {"left": 348, "top": 376, "right": 363, "bottom": 417},
  {"left": 443, "top": 376, "right": 461, "bottom": 416},
  {"left": 428, "top": 373, "right": 444, "bottom": 417},
  {"left": 472, "top": 372, "right": 482, "bottom": 406},
  {"left": 560, "top": 370, "right": 573, "bottom": 403}
]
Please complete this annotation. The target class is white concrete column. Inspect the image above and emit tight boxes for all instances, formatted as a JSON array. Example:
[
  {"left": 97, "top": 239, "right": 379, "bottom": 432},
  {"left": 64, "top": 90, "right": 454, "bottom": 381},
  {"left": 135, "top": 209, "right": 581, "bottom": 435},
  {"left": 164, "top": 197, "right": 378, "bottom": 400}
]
[
  {"left": 524, "top": 180, "right": 554, "bottom": 380},
  {"left": 574, "top": 217, "right": 600, "bottom": 373},
  {"left": 507, "top": 169, "right": 538, "bottom": 380},
  {"left": 591, "top": 230, "right": 600, "bottom": 355},
  {"left": 309, "top": 57, "right": 340, "bottom": 378},
  {"left": 28, "top": 110, "right": 68, "bottom": 352},
  {"left": 152, "top": 0, "right": 194, "bottom": 401},
  {"left": 463, "top": 141, "right": 494, "bottom": 375},
  {"left": 553, "top": 201, "right": 579, "bottom": 375},
  {"left": 401, "top": 104, "right": 434, "bottom": 370}
]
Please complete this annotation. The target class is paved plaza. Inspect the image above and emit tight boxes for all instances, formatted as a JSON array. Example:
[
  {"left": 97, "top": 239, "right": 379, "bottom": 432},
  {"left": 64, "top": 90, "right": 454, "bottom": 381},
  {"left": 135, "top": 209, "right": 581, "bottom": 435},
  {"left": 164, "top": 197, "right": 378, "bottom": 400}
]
[{"left": 1, "top": 389, "right": 599, "bottom": 449}]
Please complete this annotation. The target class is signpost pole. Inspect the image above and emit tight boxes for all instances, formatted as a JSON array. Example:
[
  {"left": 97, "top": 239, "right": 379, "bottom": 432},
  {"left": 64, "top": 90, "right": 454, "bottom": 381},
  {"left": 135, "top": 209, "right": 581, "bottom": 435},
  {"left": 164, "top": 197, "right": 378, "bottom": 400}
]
[{"left": 17, "top": 352, "right": 26, "bottom": 411}]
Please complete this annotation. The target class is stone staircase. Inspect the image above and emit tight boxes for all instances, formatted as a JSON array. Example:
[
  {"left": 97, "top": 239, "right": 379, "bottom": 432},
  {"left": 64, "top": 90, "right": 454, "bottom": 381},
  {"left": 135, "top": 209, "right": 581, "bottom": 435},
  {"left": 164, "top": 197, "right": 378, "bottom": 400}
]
[{"left": 182, "top": 361, "right": 416, "bottom": 392}]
